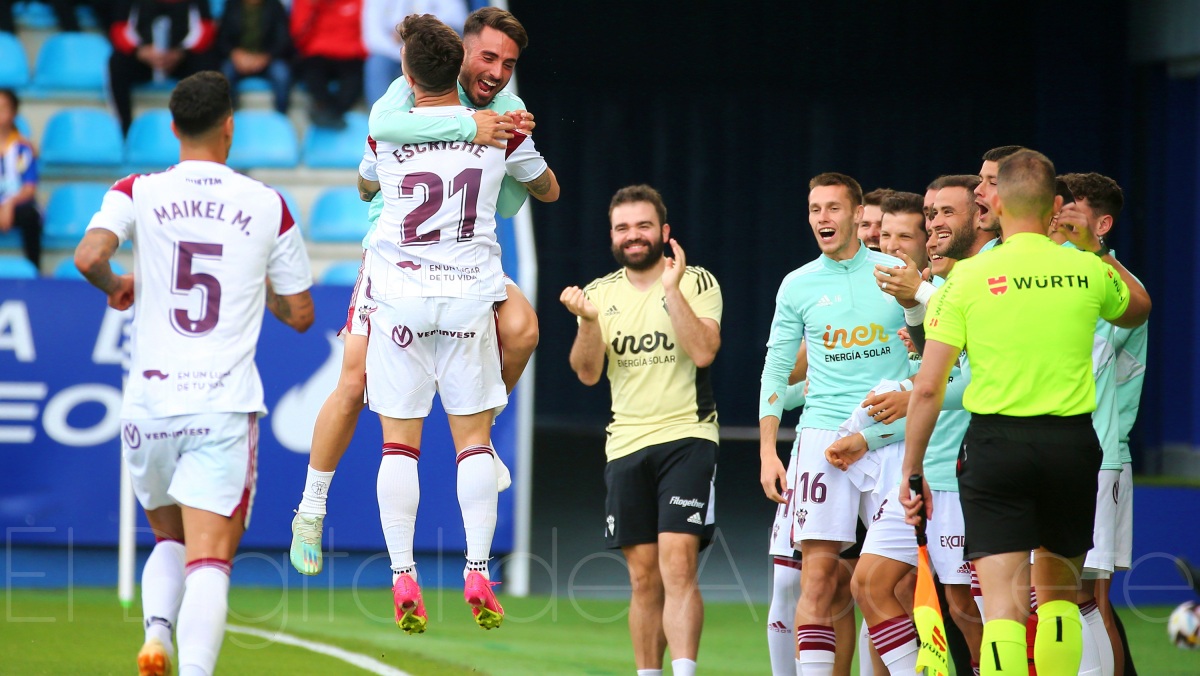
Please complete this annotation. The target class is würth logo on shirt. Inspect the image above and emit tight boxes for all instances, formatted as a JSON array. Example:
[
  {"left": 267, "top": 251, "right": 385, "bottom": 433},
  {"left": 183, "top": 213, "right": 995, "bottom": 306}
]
[{"left": 987, "top": 276, "right": 1008, "bottom": 295}]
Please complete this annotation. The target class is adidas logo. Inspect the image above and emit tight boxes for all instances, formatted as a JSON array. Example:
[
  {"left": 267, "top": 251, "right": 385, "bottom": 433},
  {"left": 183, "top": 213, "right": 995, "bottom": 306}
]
[
  {"left": 958, "top": 562, "right": 972, "bottom": 575},
  {"left": 687, "top": 512, "right": 703, "bottom": 525},
  {"left": 768, "top": 620, "right": 788, "bottom": 634},
  {"left": 817, "top": 295, "right": 833, "bottom": 307},
  {"left": 604, "top": 305, "right": 620, "bottom": 316}
]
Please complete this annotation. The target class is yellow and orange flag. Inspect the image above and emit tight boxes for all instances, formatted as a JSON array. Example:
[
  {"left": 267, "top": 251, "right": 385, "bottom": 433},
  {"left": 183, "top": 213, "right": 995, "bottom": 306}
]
[{"left": 909, "top": 475, "right": 950, "bottom": 676}]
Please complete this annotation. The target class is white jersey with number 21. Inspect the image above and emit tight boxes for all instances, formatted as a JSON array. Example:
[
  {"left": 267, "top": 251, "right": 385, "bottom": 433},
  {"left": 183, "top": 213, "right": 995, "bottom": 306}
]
[
  {"left": 366, "top": 105, "right": 547, "bottom": 302},
  {"left": 86, "top": 161, "right": 313, "bottom": 420}
]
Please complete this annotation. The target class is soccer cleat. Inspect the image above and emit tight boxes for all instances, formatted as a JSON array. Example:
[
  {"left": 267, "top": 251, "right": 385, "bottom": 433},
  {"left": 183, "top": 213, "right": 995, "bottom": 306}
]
[
  {"left": 136, "top": 637, "right": 172, "bottom": 676},
  {"left": 392, "top": 573, "right": 428, "bottom": 635},
  {"left": 289, "top": 512, "right": 324, "bottom": 575},
  {"left": 464, "top": 571, "right": 504, "bottom": 629}
]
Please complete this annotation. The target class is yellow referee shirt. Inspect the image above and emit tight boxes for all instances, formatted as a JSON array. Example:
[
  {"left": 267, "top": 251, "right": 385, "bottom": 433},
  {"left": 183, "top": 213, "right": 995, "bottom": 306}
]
[
  {"left": 583, "top": 267, "right": 722, "bottom": 461},
  {"left": 925, "top": 233, "right": 1130, "bottom": 416}
]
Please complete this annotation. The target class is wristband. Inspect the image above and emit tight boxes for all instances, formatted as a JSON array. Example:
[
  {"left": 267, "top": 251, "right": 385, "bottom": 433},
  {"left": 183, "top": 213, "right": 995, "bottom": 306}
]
[
  {"left": 903, "top": 303, "right": 926, "bottom": 326},
  {"left": 913, "top": 280, "right": 937, "bottom": 306}
]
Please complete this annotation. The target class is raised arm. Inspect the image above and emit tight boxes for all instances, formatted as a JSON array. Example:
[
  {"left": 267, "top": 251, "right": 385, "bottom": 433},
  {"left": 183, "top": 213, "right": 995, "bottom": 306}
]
[
  {"left": 561, "top": 286, "right": 605, "bottom": 386},
  {"left": 521, "top": 168, "right": 560, "bottom": 203},
  {"left": 661, "top": 240, "right": 721, "bottom": 368}
]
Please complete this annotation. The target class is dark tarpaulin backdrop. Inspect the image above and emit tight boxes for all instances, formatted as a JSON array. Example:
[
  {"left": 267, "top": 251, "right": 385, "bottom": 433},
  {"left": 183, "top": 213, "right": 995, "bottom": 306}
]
[{"left": 507, "top": 1, "right": 1183, "bottom": 463}]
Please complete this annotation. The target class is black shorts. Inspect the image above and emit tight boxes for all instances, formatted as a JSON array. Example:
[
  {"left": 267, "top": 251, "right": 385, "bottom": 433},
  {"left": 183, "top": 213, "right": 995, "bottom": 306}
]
[
  {"left": 603, "top": 437, "right": 718, "bottom": 549},
  {"left": 957, "top": 413, "right": 1101, "bottom": 560}
]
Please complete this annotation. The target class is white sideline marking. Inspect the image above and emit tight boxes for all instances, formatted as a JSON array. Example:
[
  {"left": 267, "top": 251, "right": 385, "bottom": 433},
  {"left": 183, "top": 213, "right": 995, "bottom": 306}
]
[{"left": 226, "top": 624, "right": 413, "bottom": 676}]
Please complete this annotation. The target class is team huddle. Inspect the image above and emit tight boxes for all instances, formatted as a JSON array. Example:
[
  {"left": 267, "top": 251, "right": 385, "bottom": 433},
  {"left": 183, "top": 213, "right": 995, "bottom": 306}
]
[
  {"left": 68, "top": 5, "right": 1151, "bottom": 676},
  {"left": 758, "top": 152, "right": 1150, "bottom": 676}
]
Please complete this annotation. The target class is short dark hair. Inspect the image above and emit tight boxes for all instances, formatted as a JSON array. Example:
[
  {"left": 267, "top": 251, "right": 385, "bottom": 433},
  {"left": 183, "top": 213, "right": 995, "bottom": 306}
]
[
  {"left": 609, "top": 184, "right": 667, "bottom": 225},
  {"left": 997, "top": 149, "right": 1056, "bottom": 219},
  {"left": 863, "top": 188, "right": 894, "bottom": 207},
  {"left": 0, "top": 88, "right": 19, "bottom": 114},
  {"left": 881, "top": 191, "right": 927, "bottom": 233},
  {"left": 1060, "top": 172, "right": 1124, "bottom": 219},
  {"left": 930, "top": 174, "right": 982, "bottom": 193},
  {"left": 463, "top": 6, "right": 529, "bottom": 52},
  {"left": 982, "top": 145, "right": 1026, "bottom": 162},
  {"left": 169, "top": 71, "right": 232, "bottom": 138},
  {"left": 809, "top": 172, "right": 864, "bottom": 207},
  {"left": 400, "top": 14, "right": 463, "bottom": 95}
]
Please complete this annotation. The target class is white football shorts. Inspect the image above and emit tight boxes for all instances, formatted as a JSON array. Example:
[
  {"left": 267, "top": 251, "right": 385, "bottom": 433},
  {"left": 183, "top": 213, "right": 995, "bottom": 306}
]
[
  {"left": 862, "top": 486, "right": 971, "bottom": 585},
  {"left": 793, "top": 427, "right": 878, "bottom": 551},
  {"left": 366, "top": 296, "right": 507, "bottom": 419},
  {"left": 122, "top": 412, "right": 259, "bottom": 528},
  {"left": 769, "top": 440, "right": 802, "bottom": 558},
  {"left": 1084, "top": 463, "right": 1134, "bottom": 577}
]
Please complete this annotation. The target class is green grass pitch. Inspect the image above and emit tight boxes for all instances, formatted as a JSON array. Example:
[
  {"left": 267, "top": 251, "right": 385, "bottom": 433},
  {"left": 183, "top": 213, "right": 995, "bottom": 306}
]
[{"left": 4, "top": 588, "right": 1200, "bottom": 674}]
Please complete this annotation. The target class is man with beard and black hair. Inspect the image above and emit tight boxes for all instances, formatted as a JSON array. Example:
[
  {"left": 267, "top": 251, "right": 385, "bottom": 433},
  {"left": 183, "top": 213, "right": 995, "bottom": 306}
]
[{"left": 561, "top": 184, "right": 722, "bottom": 676}]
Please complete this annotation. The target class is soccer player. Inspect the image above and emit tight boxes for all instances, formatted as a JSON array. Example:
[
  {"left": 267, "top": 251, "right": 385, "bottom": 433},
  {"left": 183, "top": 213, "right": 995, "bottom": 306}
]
[
  {"left": 901, "top": 149, "right": 1150, "bottom": 676},
  {"left": 562, "top": 185, "right": 721, "bottom": 676},
  {"left": 974, "top": 145, "right": 1026, "bottom": 239},
  {"left": 362, "top": 13, "right": 558, "bottom": 634},
  {"left": 1056, "top": 172, "right": 1147, "bottom": 676},
  {"left": 74, "top": 71, "right": 314, "bottom": 676},
  {"left": 858, "top": 188, "right": 892, "bottom": 252},
  {"left": 759, "top": 172, "right": 910, "bottom": 676},
  {"left": 289, "top": 6, "right": 543, "bottom": 575}
]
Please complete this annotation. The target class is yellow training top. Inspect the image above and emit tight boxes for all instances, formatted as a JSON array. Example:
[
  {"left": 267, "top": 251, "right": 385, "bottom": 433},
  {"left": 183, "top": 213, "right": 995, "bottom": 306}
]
[
  {"left": 583, "top": 266, "right": 722, "bottom": 461},
  {"left": 925, "top": 233, "right": 1129, "bottom": 416}
]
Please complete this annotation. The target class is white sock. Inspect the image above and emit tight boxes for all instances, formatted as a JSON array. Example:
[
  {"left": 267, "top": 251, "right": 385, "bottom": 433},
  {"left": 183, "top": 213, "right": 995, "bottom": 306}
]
[
  {"left": 768, "top": 560, "right": 801, "bottom": 675},
  {"left": 857, "top": 620, "right": 875, "bottom": 676},
  {"left": 671, "top": 658, "right": 696, "bottom": 676},
  {"left": 297, "top": 466, "right": 335, "bottom": 516},
  {"left": 795, "top": 624, "right": 835, "bottom": 676},
  {"left": 142, "top": 539, "right": 186, "bottom": 649},
  {"left": 495, "top": 450, "right": 512, "bottom": 492},
  {"left": 1080, "top": 599, "right": 1113, "bottom": 676},
  {"left": 177, "top": 560, "right": 231, "bottom": 676},
  {"left": 636, "top": 670, "right": 662, "bottom": 676},
  {"left": 378, "top": 444, "right": 420, "bottom": 574},
  {"left": 868, "top": 615, "right": 919, "bottom": 674},
  {"left": 794, "top": 658, "right": 803, "bottom": 675},
  {"left": 457, "top": 445, "right": 498, "bottom": 563}
]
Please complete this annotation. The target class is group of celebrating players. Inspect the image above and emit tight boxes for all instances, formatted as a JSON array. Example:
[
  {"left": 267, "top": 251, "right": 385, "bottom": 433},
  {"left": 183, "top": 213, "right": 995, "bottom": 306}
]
[
  {"left": 758, "top": 151, "right": 1150, "bottom": 676},
  {"left": 67, "top": 3, "right": 1153, "bottom": 675}
]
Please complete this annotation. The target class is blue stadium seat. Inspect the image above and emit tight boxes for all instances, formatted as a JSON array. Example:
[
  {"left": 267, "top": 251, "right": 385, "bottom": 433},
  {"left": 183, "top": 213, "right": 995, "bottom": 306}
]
[
  {"left": 15, "top": 114, "right": 31, "bottom": 138},
  {"left": 309, "top": 187, "right": 369, "bottom": 243},
  {"left": 28, "top": 33, "right": 111, "bottom": 97},
  {"left": 0, "top": 255, "right": 38, "bottom": 279},
  {"left": 53, "top": 256, "right": 125, "bottom": 280},
  {"left": 237, "top": 76, "right": 271, "bottom": 93},
  {"left": 303, "top": 112, "right": 369, "bottom": 169},
  {"left": 320, "top": 260, "right": 363, "bottom": 286},
  {"left": 0, "top": 32, "right": 30, "bottom": 88},
  {"left": 40, "top": 110, "right": 124, "bottom": 173},
  {"left": 125, "top": 110, "right": 180, "bottom": 170},
  {"left": 227, "top": 111, "right": 299, "bottom": 170},
  {"left": 44, "top": 183, "right": 110, "bottom": 250},
  {"left": 210, "top": 0, "right": 226, "bottom": 19}
]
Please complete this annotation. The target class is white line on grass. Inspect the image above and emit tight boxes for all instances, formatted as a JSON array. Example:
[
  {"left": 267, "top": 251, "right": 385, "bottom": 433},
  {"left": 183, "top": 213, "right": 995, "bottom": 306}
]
[{"left": 226, "top": 624, "right": 414, "bottom": 676}]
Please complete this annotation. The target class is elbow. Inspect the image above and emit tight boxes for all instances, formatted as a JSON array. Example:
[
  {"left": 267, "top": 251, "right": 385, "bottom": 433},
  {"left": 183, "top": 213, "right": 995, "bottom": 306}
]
[
  {"left": 577, "top": 370, "right": 600, "bottom": 387},
  {"left": 292, "top": 312, "right": 314, "bottom": 333},
  {"left": 693, "top": 351, "right": 716, "bottom": 369},
  {"left": 73, "top": 245, "right": 100, "bottom": 277},
  {"left": 535, "top": 184, "right": 560, "bottom": 203}
]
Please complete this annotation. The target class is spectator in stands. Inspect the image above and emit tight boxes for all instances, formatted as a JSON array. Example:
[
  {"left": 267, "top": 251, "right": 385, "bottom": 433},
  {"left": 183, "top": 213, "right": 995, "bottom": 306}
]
[
  {"left": 0, "top": 89, "right": 41, "bottom": 269},
  {"left": 50, "top": 0, "right": 112, "bottom": 31},
  {"left": 108, "top": 0, "right": 220, "bottom": 135},
  {"left": 361, "top": 0, "right": 468, "bottom": 106},
  {"left": 291, "top": 0, "right": 366, "bottom": 129},
  {"left": 217, "top": 0, "right": 292, "bottom": 114}
]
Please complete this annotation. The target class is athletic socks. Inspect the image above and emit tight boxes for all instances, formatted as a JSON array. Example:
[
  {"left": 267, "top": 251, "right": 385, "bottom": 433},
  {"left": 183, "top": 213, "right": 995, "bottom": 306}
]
[
  {"left": 1079, "top": 599, "right": 1106, "bottom": 676},
  {"left": 857, "top": 620, "right": 875, "bottom": 676},
  {"left": 297, "top": 466, "right": 336, "bottom": 516},
  {"left": 177, "top": 559, "right": 231, "bottom": 676},
  {"left": 767, "top": 559, "right": 801, "bottom": 675},
  {"left": 867, "top": 615, "right": 919, "bottom": 673},
  {"left": 378, "top": 444, "right": 420, "bottom": 575},
  {"left": 142, "top": 539, "right": 186, "bottom": 649},
  {"left": 980, "top": 619, "right": 1027, "bottom": 675},
  {"left": 795, "top": 624, "right": 836, "bottom": 676},
  {"left": 456, "top": 445, "right": 498, "bottom": 564},
  {"left": 1035, "top": 600, "right": 1083, "bottom": 675},
  {"left": 636, "top": 670, "right": 662, "bottom": 676},
  {"left": 671, "top": 658, "right": 696, "bottom": 676}
]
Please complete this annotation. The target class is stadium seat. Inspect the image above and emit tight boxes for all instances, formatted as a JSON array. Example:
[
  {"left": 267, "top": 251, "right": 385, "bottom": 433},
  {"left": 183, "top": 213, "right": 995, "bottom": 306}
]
[
  {"left": 125, "top": 110, "right": 180, "bottom": 170},
  {"left": 13, "top": 2, "right": 55, "bottom": 29},
  {"left": 40, "top": 110, "right": 124, "bottom": 173},
  {"left": 320, "top": 260, "right": 363, "bottom": 286},
  {"left": 227, "top": 111, "right": 299, "bottom": 170},
  {"left": 43, "top": 183, "right": 110, "bottom": 250},
  {"left": 237, "top": 76, "right": 271, "bottom": 93},
  {"left": 0, "top": 255, "right": 38, "bottom": 279},
  {"left": 28, "top": 33, "right": 111, "bottom": 97},
  {"left": 53, "top": 256, "right": 125, "bottom": 280},
  {"left": 0, "top": 32, "right": 30, "bottom": 88},
  {"left": 309, "top": 187, "right": 369, "bottom": 243},
  {"left": 15, "top": 114, "right": 31, "bottom": 138},
  {"left": 303, "top": 112, "right": 369, "bottom": 169}
]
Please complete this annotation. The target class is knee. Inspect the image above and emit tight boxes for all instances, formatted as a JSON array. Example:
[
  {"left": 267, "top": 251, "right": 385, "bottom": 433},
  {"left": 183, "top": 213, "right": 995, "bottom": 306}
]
[
  {"left": 504, "top": 312, "right": 539, "bottom": 356},
  {"left": 628, "top": 564, "right": 663, "bottom": 598},
  {"left": 335, "top": 369, "right": 366, "bottom": 403}
]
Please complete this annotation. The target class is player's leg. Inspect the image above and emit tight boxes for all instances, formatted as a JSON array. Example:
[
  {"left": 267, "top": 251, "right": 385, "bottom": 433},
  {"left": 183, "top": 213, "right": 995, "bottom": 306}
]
[
  {"left": 377, "top": 414, "right": 427, "bottom": 634},
  {"left": 945, "top": 583, "right": 983, "bottom": 672},
  {"left": 623, "top": 542, "right": 667, "bottom": 673},
  {"left": 795, "top": 540, "right": 843, "bottom": 676},
  {"left": 928, "top": 489, "right": 983, "bottom": 671},
  {"left": 1032, "top": 549, "right": 1088, "bottom": 675},
  {"left": 291, "top": 265, "right": 372, "bottom": 575},
  {"left": 496, "top": 281, "right": 538, "bottom": 394},
  {"left": 177, "top": 506, "right": 246, "bottom": 676},
  {"left": 831, "top": 557, "right": 860, "bottom": 676},
  {"left": 853, "top": 486, "right": 922, "bottom": 675},
  {"left": 138, "top": 506, "right": 186, "bottom": 676},
  {"left": 767, "top": 557, "right": 802, "bottom": 675},
  {"left": 973, "top": 551, "right": 1032, "bottom": 675},
  {"left": 658, "top": 532, "right": 702, "bottom": 675}
]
